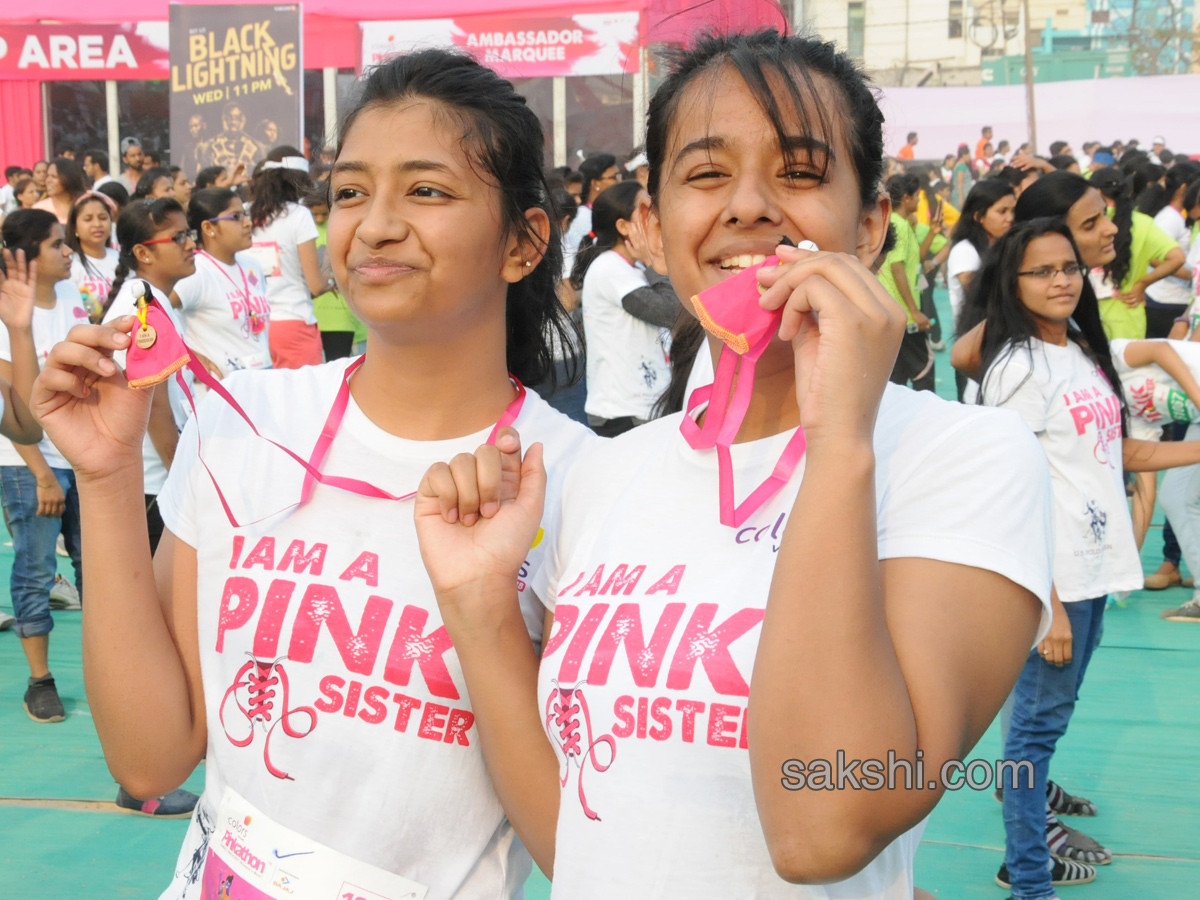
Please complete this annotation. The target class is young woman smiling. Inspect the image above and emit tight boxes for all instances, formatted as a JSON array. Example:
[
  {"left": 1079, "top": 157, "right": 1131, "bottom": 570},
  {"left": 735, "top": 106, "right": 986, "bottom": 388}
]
[
  {"left": 414, "top": 30, "right": 1056, "bottom": 899},
  {"left": 31, "top": 49, "right": 590, "bottom": 897}
]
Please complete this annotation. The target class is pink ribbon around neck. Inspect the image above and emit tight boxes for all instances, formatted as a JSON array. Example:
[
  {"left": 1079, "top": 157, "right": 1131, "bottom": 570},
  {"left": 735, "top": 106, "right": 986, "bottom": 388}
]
[
  {"left": 125, "top": 292, "right": 525, "bottom": 527},
  {"left": 679, "top": 258, "right": 807, "bottom": 528}
]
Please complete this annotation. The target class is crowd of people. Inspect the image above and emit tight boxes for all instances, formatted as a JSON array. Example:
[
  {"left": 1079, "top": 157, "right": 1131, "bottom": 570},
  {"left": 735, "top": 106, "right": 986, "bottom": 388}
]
[{"left": 0, "top": 26, "right": 1196, "bottom": 900}]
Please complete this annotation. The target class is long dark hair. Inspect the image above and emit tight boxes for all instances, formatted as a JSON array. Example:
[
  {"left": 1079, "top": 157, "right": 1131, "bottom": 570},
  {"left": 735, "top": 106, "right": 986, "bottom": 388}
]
[
  {"left": 0, "top": 209, "right": 59, "bottom": 267},
  {"left": 951, "top": 179, "right": 1016, "bottom": 255},
  {"left": 187, "top": 187, "right": 238, "bottom": 249},
  {"left": 65, "top": 192, "right": 117, "bottom": 278},
  {"left": 105, "top": 198, "right": 186, "bottom": 314},
  {"left": 973, "top": 218, "right": 1126, "bottom": 435},
  {"left": 49, "top": 157, "right": 87, "bottom": 201},
  {"left": 646, "top": 29, "right": 885, "bottom": 414},
  {"left": 1137, "top": 162, "right": 1200, "bottom": 218},
  {"left": 1088, "top": 167, "right": 1138, "bottom": 289},
  {"left": 248, "top": 145, "right": 312, "bottom": 230},
  {"left": 337, "top": 48, "right": 578, "bottom": 388},
  {"left": 569, "top": 181, "right": 643, "bottom": 290}
]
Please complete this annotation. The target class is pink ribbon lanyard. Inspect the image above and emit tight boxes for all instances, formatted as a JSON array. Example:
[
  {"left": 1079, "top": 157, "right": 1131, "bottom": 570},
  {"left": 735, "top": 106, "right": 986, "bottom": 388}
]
[
  {"left": 680, "top": 329, "right": 807, "bottom": 529},
  {"left": 174, "top": 348, "right": 526, "bottom": 528},
  {"left": 197, "top": 251, "right": 265, "bottom": 331}
]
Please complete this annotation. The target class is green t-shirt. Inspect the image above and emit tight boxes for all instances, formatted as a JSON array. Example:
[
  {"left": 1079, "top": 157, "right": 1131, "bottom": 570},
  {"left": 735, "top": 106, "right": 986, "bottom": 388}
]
[
  {"left": 312, "top": 221, "right": 362, "bottom": 335},
  {"left": 1098, "top": 210, "right": 1180, "bottom": 340},
  {"left": 915, "top": 223, "right": 947, "bottom": 257},
  {"left": 878, "top": 213, "right": 920, "bottom": 323}
]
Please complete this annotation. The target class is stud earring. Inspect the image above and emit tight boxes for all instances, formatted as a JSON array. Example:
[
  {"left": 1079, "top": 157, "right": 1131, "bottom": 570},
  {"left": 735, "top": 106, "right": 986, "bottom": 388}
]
[{"left": 524, "top": 260, "right": 532, "bottom": 267}]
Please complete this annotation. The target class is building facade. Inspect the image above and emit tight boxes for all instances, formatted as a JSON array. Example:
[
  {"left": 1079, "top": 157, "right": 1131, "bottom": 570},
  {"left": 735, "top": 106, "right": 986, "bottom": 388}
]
[{"left": 799, "top": 0, "right": 1196, "bottom": 85}]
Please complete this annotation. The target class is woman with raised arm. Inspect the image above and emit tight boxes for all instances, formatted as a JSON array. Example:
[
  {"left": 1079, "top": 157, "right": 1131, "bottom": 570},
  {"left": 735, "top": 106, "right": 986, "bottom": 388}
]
[
  {"left": 31, "top": 49, "right": 591, "bottom": 899},
  {"left": 0, "top": 209, "right": 87, "bottom": 722},
  {"left": 415, "top": 29, "right": 1056, "bottom": 899}
]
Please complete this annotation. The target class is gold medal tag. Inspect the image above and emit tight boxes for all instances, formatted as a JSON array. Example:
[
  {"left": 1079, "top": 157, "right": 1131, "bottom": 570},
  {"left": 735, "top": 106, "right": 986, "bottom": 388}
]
[{"left": 135, "top": 325, "right": 158, "bottom": 349}]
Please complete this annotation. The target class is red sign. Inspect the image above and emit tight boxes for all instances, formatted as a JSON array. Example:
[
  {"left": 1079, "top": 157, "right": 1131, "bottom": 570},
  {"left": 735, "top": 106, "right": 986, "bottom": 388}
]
[{"left": 0, "top": 23, "right": 169, "bottom": 81}]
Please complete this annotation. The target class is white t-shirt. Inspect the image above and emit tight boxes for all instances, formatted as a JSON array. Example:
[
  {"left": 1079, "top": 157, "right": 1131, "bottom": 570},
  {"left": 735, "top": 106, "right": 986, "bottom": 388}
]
[
  {"left": 0, "top": 283, "right": 90, "bottom": 469},
  {"left": 103, "top": 281, "right": 192, "bottom": 495},
  {"left": 155, "top": 360, "right": 596, "bottom": 900},
  {"left": 1110, "top": 338, "right": 1200, "bottom": 439},
  {"left": 531, "top": 386, "right": 1053, "bottom": 900},
  {"left": 69, "top": 248, "right": 119, "bottom": 319},
  {"left": 946, "top": 240, "right": 982, "bottom": 325},
  {"left": 581, "top": 250, "right": 671, "bottom": 420},
  {"left": 173, "top": 251, "right": 272, "bottom": 374},
  {"left": 0, "top": 184, "right": 14, "bottom": 214},
  {"left": 981, "top": 338, "right": 1142, "bottom": 601},
  {"left": 1145, "top": 206, "right": 1191, "bottom": 307},
  {"left": 249, "top": 203, "right": 319, "bottom": 324},
  {"left": 562, "top": 205, "right": 592, "bottom": 276}
]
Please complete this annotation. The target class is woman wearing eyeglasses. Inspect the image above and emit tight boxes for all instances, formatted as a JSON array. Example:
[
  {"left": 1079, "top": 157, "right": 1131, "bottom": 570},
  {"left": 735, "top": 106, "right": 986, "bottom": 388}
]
[
  {"left": 973, "top": 218, "right": 1200, "bottom": 899},
  {"left": 101, "top": 199, "right": 197, "bottom": 559},
  {"left": 168, "top": 187, "right": 271, "bottom": 376}
]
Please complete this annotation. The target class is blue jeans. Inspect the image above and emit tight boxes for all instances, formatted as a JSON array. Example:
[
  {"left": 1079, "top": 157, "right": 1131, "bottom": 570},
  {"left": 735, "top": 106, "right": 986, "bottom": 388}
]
[
  {"left": 1003, "top": 596, "right": 1106, "bottom": 899},
  {"left": 0, "top": 466, "right": 82, "bottom": 639}
]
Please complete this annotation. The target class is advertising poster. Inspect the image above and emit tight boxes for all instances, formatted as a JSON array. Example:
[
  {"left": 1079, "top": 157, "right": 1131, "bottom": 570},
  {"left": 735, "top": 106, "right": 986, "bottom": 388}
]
[
  {"left": 360, "top": 11, "right": 640, "bottom": 79},
  {"left": 169, "top": 4, "right": 302, "bottom": 178}
]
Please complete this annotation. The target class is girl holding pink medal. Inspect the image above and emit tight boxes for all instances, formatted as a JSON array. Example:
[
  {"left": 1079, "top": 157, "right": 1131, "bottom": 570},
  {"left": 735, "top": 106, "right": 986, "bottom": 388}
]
[
  {"left": 415, "top": 30, "right": 1058, "bottom": 899},
  {"left": 32, "top": 50, "right": 592, "bottom": 899},
  {"left": 170, "top": 188, "right": 272, "bottom": 376}
]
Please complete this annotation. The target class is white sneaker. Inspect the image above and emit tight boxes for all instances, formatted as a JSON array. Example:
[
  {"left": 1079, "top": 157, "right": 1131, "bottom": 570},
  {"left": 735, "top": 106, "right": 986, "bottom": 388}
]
[
  {"left": 0, "top": 610, "right": 14, "bottom": 631},
  {"left": 56, "top": 534, "right": 69, "bottom": 557},
  {"left": 48, "top": 575, "right": 81, "bottom": 610}
]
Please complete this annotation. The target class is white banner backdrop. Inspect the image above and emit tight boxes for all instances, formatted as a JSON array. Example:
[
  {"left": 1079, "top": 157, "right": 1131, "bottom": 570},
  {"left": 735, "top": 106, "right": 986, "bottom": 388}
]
[{"left": 878, "top": 73, "right": 1200, "bottom": 160}]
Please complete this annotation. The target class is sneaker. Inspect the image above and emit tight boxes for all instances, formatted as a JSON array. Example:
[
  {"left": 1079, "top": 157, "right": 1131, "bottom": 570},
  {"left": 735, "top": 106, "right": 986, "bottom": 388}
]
[
  {"left": 996, "top": 858, "right": 1096, "bottom": 889},
  {"left": 23, "top": 675, "right": 65, "bottom": 723},
  {"left": 1161, "top": 599, "right": 1200, "bottom": 622},
  {"left": 55, "top": 534, "right": 68, "bottom": 558},
  {"left": 0, "top": 610, "right": 14, "bottom": 631},
  {"left": 115, "top": 786, "right": 199, "bottom": 818},
  {"left": 48, "top": 575, "right": 81, "bottom": 610}
]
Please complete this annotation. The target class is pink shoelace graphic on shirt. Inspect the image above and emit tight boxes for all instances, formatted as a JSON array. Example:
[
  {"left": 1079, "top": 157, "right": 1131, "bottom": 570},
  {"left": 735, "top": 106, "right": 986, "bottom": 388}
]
[
  {"left": 219, "top": 655, "right": 317, "bottom": 781},
  {"left": 546, "top": 682, "right": 615, "bottom": 821}
]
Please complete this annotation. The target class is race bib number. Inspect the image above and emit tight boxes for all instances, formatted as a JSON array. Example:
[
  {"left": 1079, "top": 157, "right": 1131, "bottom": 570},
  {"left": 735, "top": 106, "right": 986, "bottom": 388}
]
[
  {"left": 203, "top": 787, "right": 427, "bottom": 900},
  {"left": 248, "top": 242, "right": 283, "bottom": 279}
]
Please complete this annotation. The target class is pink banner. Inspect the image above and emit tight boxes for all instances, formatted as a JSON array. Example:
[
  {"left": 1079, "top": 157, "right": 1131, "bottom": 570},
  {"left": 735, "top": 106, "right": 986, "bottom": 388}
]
[
  {"left": 360, "top": 11, "right": 640, "bottom": 78},
  {"left": 0, "top": 23, "right": 168, "bottom": 81}
]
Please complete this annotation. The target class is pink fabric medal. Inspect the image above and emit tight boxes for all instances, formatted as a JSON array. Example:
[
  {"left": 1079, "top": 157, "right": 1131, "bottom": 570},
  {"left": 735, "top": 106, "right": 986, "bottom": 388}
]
[
  {"left": 123, "top": 283, "right": 525, "bottom": 526},
  {"left": 680, "top": 255, "right": 809, "bottom": 528}
]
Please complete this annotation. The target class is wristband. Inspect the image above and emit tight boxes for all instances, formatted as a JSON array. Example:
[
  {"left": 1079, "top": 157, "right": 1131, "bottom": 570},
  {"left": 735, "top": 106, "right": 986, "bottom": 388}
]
[
  {"left": 36, "top": 480, "right": 57, "bottom": 489},
  {"left": 1175, "top": 316, "right": 1191, "bottom": 324}
]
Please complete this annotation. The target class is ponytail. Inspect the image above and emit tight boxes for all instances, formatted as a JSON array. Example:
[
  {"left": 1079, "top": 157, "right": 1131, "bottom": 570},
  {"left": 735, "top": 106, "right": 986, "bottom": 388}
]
[
  {"left": 106, "top": 259, "right": 133, "bottom": 315},
  {"left": 568, "top": 180, "right": 643, "bottom": 290}
]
